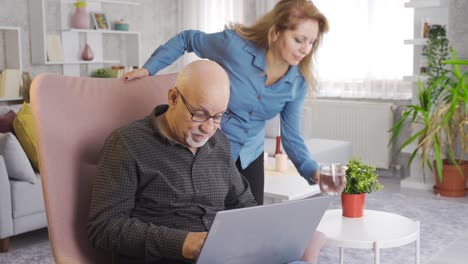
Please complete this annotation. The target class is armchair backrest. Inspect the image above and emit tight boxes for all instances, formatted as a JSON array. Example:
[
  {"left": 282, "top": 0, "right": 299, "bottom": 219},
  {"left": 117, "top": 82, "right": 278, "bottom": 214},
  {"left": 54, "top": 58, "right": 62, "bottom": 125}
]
[{"left": 30, "top": 73, "right": 176, "bottom": 263}]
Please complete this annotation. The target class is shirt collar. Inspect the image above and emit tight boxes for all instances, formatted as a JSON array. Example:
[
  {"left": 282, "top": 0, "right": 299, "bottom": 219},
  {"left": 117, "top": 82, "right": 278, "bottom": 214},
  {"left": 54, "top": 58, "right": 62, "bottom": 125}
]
[
  {"left": 150, "top": 105, "right": 173, "bottom": 145},
  {"left": 243, "top": 41, "right": 266, "bottom": 72},
  {"left": 149, "top": 104, "right": 218, "bottom": 153},
  {"left": 242, "top": 41, "right": 301, "bottom": 84}
]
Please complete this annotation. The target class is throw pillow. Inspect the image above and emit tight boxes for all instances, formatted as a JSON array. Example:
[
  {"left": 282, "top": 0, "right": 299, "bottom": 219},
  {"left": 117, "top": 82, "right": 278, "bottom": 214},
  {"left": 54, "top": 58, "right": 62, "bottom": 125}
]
[
  {"left": 13, "top": 102, "right": 40, "bottom": 171},
  {"left": 0, "top": 132, "right": 36, "bottom": 183},
  {"left": 0, "top": 110, "right": 17, "bottom": 134}
]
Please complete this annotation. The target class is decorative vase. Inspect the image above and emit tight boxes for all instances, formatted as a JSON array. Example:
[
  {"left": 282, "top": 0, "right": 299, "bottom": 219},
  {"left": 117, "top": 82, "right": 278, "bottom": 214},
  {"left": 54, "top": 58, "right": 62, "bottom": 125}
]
[
  {"left": 274, "top": 153, "right": 288, "bottom": 172},
  {"left": 71, "top": 5, "right": 90, "bottom": 29},
  {"left": 81, "top": 44, "right": 94, "bottom": 61},
  {"left": 341, "top": 193, "right": 366, "bottom": 218},
  {"left": 114, "top": 19, "right": 129, "bottom": 31}
]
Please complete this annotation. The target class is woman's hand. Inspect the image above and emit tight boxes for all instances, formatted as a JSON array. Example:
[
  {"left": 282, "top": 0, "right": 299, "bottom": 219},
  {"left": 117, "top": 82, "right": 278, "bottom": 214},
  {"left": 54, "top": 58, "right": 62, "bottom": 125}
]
[
  {"left": 122, "top": 68, "right": 150, "bottom": 80},
  {"left": 311, "top": 170, "right": 320, "bottom": 184},
  {"left": 181, "top": 231, "right": 208, "bottom": 260}
]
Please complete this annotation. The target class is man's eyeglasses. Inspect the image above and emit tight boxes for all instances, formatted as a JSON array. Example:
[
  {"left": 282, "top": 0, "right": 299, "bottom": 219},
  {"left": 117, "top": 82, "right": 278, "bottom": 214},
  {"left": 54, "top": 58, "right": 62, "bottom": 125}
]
[{"left": 175, "top": 88, "right": 232, "bottom": 124}]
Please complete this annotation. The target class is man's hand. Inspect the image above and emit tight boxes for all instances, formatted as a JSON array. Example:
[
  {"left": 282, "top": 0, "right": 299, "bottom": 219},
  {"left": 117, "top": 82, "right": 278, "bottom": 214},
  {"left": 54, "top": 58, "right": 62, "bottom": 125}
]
[
  {"left": 122, "top": 68, "right": 150, "bottom": 80},
  {"left": 182, "top": 232, "right": 207, "bottom": 260}
]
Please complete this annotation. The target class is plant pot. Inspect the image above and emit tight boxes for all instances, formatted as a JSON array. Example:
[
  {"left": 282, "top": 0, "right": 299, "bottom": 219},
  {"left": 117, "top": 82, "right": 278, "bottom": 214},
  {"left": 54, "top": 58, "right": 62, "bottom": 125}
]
[
  {"left": 341, "top": 193, "right": 366, "bottom": 218},
  {"left": 433, "top": 160, "right": 468, "bottom": 197}
]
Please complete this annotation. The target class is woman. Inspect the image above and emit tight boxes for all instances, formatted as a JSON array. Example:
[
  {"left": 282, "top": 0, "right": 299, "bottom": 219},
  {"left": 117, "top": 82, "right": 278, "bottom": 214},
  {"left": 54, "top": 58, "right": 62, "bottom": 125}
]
[{"left": 124, "top": 0, "right": 329, "bottom": 205}]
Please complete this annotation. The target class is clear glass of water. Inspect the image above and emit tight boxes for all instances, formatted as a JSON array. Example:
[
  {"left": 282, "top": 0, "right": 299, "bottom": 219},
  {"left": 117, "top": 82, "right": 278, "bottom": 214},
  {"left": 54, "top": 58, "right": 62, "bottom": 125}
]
[{"left": 319, "top": 163, "right": 346, "bottom": 195}]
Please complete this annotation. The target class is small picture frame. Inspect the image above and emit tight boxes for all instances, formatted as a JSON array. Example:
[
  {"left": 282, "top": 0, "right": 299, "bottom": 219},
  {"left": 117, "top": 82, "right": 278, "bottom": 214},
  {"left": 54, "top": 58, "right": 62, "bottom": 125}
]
[{"left": 92, "top": 12, "right": 110, "bottom": 30}]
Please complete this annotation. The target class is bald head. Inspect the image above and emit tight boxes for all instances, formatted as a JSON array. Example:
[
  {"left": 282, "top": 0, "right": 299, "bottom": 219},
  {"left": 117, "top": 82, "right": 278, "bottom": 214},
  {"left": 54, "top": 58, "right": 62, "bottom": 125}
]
[
  {"left": 175, "top": 60, "right": 230, "bottom": 105},
  {"left": 164, "top": 60, "right": 231, "bottom": 152}
]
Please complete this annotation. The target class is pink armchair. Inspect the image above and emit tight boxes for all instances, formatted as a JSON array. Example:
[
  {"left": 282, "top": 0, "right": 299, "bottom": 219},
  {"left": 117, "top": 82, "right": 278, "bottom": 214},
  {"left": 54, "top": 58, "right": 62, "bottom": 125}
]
[{"left": 30, "top": 73, "right": 176, "bottom": 263}]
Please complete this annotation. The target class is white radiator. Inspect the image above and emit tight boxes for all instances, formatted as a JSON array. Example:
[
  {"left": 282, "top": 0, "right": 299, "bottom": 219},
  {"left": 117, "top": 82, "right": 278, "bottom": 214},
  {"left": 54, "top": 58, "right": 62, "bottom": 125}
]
[{"left": 304, "top": 100, "right": 395, "bottom": 169}]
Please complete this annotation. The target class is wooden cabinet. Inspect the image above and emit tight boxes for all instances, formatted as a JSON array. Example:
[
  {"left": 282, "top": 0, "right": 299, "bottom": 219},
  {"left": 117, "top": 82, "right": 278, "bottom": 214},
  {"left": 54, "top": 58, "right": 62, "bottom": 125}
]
[{"left": 28, "top": 0, "right": 141, "bottom": 76}]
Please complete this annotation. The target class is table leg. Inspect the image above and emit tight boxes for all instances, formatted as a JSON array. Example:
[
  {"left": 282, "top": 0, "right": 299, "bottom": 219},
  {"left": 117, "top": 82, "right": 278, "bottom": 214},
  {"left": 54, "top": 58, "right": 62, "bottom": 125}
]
[
  {"left": 416, "top": 221, "right": 420, "bottom": 264},
  {"left": 339, "top": 247, "right": 344, "bottom": 264},
  {"left": 374, "top": 241, "right": 381, "bottom": 264}
]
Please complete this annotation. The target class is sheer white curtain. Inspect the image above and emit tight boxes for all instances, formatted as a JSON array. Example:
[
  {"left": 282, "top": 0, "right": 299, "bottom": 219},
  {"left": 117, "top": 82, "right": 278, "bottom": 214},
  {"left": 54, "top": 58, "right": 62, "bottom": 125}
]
[
  {"left": 176, "top": 0, "right": 413, "bottom": 99},
  {"left": 313, "top": 0, "right": 414, "bottom": 99},
  {"left": 255, "top": 0, "right": 277, "bottom": 18},
  {"left": 177, "top": 0, "right": 245, "bottom": 66}
]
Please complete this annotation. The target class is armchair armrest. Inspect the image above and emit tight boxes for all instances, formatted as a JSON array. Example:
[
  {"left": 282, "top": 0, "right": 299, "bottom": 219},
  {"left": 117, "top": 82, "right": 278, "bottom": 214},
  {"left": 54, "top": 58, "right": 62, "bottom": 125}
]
[{"left": 0, "top": 155, "right": 13, "bottom": 239}]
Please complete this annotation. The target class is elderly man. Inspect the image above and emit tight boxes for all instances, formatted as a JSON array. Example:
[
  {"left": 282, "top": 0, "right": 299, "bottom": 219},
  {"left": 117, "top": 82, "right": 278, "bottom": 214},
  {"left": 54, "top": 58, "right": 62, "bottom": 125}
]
[{"left": 87, "top": 60, "right": 323, "bottom": 264}]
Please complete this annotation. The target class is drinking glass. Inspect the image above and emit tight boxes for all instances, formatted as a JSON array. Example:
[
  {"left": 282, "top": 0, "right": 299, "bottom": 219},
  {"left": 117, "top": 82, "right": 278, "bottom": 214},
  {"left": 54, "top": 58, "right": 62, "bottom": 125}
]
[{"left": 319, "top": 163, "right": 346, "bottom": 195}]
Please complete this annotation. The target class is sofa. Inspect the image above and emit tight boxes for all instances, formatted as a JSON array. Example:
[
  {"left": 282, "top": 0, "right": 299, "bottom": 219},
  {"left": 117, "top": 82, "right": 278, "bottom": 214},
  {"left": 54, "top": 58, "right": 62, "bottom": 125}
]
[
  {"left": 0, "top": 103, "right": 47, "bottom": 253},
  {"left": 264, "top": 106, "right": 352, "bottom": 166}
]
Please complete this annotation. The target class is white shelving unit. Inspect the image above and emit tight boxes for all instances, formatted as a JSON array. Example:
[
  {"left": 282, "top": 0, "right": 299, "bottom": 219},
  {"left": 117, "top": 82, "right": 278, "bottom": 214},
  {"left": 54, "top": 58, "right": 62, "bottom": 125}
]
[
  {"left": 0, "top": 26, "right": 23, "bottom": 102},
  {"left": 28, "top": 0, "right": 141, "bottom": 76},
  {"left": 403, "top": 75, "right": 429, "bottom": 82},
  {"left": 63, "top": 0, "right": 140, "bottom": 5},
  {"left": 404, "top": 0, "right": 448, "bottom": 8},
  {"left": 403, "top": 38, "right": 428, "bottom": 45},
  {"left": 403, "top": 0, "right": 449, "bottom": 87},
  {"left": 401, "top": 0, "right": 449, "bottom": 190}
]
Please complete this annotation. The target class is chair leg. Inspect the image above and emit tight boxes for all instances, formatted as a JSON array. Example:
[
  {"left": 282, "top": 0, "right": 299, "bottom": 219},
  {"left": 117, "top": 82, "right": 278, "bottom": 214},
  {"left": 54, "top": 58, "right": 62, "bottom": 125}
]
[{"left": 0, "top": 237, "right": 9, "bottom": 253}]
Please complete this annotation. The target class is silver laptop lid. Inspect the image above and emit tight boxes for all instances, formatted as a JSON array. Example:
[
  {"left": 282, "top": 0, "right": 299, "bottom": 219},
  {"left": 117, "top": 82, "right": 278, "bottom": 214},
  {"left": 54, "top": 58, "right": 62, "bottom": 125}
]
[{"left": 196, "top": 195, "right": 332, "bottom": 264}]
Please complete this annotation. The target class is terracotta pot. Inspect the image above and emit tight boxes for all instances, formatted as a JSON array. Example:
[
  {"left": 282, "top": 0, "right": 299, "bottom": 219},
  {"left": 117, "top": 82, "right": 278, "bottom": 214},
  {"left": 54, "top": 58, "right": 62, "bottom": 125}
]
[
  {"left": 341, "top": 193, "right": 366, "bottom": 218},
  {"left": 433, "top": 160, "right": 468, "bottom": 197}
]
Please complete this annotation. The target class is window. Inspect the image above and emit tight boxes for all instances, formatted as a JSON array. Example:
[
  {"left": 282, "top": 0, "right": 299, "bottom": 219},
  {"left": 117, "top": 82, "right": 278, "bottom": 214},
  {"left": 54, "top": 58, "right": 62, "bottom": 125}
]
[
  {"left": 177, "top": 0, "right": 244, "bottom": 66},
  {"left": 177, "top": 0, "right": 413, "bottom": 99},
  {"left": 313, "top": 0, "right": 414, "bottom": 99}
]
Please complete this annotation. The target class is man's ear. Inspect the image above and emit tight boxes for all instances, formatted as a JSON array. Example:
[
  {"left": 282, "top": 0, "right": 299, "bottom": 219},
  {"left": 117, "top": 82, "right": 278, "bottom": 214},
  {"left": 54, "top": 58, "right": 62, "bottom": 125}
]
[{"left": 168, "top": 88, "right": 178, "bottom": 108}]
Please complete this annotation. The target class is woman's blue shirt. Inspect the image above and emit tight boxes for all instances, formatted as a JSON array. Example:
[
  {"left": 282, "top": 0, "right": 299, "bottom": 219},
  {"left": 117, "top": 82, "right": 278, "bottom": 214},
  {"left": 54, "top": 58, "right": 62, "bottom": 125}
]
[{"left": 143, "top": 29, "right": 319, "bottom": 182}]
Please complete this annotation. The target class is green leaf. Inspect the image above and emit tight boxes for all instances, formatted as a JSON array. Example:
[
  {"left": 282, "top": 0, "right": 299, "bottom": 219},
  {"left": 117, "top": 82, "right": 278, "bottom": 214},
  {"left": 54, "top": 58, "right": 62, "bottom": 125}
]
[{"left": 343, "top": 156, "right": 382, "bottom": 194}]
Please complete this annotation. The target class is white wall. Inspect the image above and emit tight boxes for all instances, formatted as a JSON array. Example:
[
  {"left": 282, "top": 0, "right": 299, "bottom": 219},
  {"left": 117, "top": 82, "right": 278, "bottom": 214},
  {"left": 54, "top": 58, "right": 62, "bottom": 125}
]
[
  {"left": 0, "top": 0, "right": 179, "bottom": 78},
  {"left": 1, "top": 0, "right": 467, "bottom": 79},
  {"left": 449, "top": 0, "right": 468, "bottom": 64}
]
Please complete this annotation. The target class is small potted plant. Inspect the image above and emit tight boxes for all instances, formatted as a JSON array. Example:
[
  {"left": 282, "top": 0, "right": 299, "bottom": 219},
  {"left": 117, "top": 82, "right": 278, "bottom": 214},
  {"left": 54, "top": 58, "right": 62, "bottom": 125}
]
[{"left": 342, "top": 156, "right": 383, "bottom": 218}]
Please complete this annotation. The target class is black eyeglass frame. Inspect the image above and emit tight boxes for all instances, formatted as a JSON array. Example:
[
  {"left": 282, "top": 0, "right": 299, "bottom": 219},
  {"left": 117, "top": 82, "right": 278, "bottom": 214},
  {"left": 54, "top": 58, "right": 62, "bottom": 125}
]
[{"left": 175, "top": 88, "right": 232, "bottom": 124}]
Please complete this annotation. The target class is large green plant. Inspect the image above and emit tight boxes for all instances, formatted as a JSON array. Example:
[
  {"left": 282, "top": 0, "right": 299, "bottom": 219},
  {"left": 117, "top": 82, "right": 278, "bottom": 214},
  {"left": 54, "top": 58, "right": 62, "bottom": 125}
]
[
  {"left": 343, "top": 156, "right": 383, "bottom": 194},
  {"left": 426, "top": 25, "right": 449, "bottom": 99},
  {"left": 390, "top": 48, "right": 468, "bottom": 181}
]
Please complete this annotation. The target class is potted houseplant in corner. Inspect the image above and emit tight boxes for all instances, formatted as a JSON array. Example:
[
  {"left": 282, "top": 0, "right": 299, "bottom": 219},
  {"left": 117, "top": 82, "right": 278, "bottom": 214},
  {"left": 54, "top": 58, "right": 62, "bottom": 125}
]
[
  {"left": 342, "top": 156, "right": 383, "bottom": 218},
  {"left": 390, "top": 48, "right": 468, "bottom": 197}
]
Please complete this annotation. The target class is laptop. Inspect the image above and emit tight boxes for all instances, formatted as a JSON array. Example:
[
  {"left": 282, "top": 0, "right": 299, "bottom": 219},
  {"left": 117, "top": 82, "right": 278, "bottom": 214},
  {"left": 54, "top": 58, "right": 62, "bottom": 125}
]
[{"left": 196, "top": 195, "right": 332, "bottom": 264}]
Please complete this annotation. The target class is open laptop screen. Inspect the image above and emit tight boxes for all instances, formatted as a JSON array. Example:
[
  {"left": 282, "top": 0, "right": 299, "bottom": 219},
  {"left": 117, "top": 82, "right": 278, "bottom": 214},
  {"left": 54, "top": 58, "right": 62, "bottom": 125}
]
[{"left": 196, "top": 195, "right": 332, "bottom": 264}]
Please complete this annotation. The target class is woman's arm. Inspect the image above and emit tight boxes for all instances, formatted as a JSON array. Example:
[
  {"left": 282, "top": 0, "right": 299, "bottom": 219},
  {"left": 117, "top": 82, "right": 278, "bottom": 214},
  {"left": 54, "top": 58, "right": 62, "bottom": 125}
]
[
  {"left": 280, "top": 87, "right": 320, "bottom": 184},
  {"left": 123, "top": 30, "right": 234, "bottom": 80}
]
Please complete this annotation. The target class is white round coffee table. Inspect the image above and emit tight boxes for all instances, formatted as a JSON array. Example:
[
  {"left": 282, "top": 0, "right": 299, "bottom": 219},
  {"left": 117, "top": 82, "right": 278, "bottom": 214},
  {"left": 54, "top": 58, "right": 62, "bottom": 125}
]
[{"left": 317, "top": 209, "right": 420, "bottom": 264}]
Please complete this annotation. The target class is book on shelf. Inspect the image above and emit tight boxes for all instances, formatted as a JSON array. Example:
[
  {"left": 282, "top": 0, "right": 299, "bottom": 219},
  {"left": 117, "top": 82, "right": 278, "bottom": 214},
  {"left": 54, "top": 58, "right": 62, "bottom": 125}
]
[
  {"left": 47, "top": 34, "right": 64, "bottom": 62},
  {"left": 0, "top": 69, "right": 22, "bottom": 98}
]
